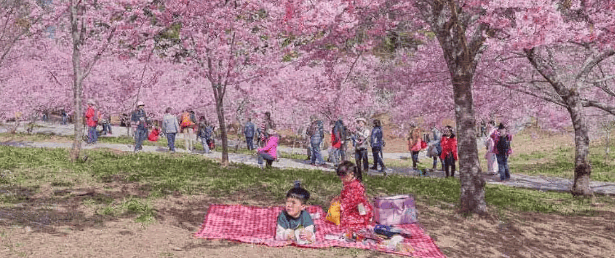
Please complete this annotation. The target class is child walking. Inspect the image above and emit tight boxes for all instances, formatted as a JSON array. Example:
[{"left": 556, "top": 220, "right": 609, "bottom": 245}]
[
  {"left": 197, "top": 116, "right": 211, "bottom": 154},
  {"left": 275, "top": 182, "right": 315, "bottom": 243}
]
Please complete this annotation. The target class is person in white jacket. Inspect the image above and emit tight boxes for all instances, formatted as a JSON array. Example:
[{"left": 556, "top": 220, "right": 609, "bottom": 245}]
[
  {"left": 484, "top": 121, "right": 498, "bottom": 175},
  {"left": 353, "top": 118, "right": 371, "bottom": 173}
]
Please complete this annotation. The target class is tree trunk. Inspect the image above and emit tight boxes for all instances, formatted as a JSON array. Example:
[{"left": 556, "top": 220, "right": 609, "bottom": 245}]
[
  {"left": 453, "top": 74, "right": 487, "bottom": 214},
  {"left": 69, "top": 1, "right": 83, "bottom": 162},
  {"left": 215, "top": 96, "right": 229, "bottom": 166},
  {"left": 606, "top": 126, "right": 611, "bottom": 164},
  {"left": 568, "top": 101, "right": 592, "bottom": 196}
]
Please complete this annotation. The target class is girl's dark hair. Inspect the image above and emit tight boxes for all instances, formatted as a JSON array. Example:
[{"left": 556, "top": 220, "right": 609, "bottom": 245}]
[
  {"left": 165, "top": 107, "right": 172, "bottom": 113},
  {"left": 199, "top": 116, "right": 206, "bottom": 121},
  {"left": 373, "top": 119, "right": 381, "bottom": 127},
  {"left": 286, "top": 181, "right": 310, "bottom": 204},
  {"left": 336, "top": 161, "right": 362, "bottom": 182},
  {"left": 445, "top": 125, "right": 456, "bottom": 139}
]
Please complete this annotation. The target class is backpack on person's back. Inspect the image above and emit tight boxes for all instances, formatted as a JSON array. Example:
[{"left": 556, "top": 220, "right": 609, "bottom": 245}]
[{"left": 497, "top": 135, "right": 511, "bottom": 155}]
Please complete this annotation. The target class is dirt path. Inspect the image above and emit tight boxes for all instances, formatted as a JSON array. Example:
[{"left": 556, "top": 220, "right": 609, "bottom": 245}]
[{"left": 1, "top": 192, "right": 614, "bottom": 258}]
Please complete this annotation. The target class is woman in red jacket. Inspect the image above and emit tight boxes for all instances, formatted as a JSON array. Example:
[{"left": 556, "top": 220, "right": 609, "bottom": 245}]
[{"left": 440, "top": 125, "right": 458, "bottom": 178}]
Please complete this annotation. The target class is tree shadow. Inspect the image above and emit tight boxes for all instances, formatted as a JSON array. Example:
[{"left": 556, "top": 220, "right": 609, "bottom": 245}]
[{"left": 417, "top": 203, "right": 615, "bottom": 258}]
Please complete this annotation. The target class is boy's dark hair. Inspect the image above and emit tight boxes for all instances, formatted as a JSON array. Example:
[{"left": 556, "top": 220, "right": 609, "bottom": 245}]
[
  {"left": 199, "top": 116, "right": 206, "bottom": 121},
  {"left": 336, "top": 161, "right": 362, "bottom": 182},
  {"left": 498, "top": 123, "right": 506, "bottom": 130},
  {"left": 286, "top": 182, "right": 310, "bottom": 204},
  {"left": 165, "top": 107, "right": 172, "bottom": 113}
]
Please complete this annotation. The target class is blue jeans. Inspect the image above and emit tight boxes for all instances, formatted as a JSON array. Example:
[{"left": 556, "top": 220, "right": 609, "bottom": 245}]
[
  {"left": 62, "top": 115, "right": 68, "bottom": 125},
  {"left": 372, "top": 146, "right": 385, "bottom": 170},
  {"left": 102, "top": 123, "right": 112, "bottom": 134},
  {"left": 134, "top": 128, "right": 147, "bottom": 151},
  {"left": 330, "top": 147, "right": 341, "bottom": 165},
  {"left": 496, "top": 154, "right": 511, "bottom": 180},
  {"left": 246, "top": 137, "right": 254, "bottom": 150},
  {"left": 166, "top": 133, "right": 176, "bottom": 151},
  {"left": 87, "top": 126, "right": 97, "bottom": 143},
  {"left": 310, "top": 139, "right": 324, "bottom": 165},
  {"left": 355, "top": 149, "right": 368, "bottom": 172},
  {"left": 258, "top": 151, "right": 275, "bottom": 168},
  {"left": 411, "top": 151, "right": 420, "bottom": 168}
]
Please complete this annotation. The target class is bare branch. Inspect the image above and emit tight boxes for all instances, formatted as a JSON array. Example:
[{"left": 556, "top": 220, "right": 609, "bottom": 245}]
[
  {"left": 581, "top": 99, "right": 615, "bottom": 116},
  {"left": 81, "top": 27, "right": 116, "bottom": 80}
]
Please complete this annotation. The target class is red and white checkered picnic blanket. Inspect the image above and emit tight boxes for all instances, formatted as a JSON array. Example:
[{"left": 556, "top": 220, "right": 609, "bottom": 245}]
[{"left": 194, "top": 204, "right": 445, "bottom": 257}]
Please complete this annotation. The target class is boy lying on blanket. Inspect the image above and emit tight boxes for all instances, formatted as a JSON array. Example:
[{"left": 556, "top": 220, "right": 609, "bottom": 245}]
[{"left": 275, "top": 183, "right": 316, "bottom": 244}]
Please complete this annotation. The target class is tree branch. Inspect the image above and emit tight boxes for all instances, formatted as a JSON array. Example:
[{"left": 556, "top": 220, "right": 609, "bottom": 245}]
[
  {"left": 581, "top": 99, "right": 615, "bottom": 116},
  {"left": 82, "top": 27, "right": 117, "bottom": 81}
]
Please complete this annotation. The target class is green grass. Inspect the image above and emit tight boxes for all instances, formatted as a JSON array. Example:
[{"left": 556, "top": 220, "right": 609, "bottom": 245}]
[
  {"left": 508, "top": 144, "right": 615, "bottom": 182},
  {"left": 0, "top": 146, "right": 612, "bottom": 222}
]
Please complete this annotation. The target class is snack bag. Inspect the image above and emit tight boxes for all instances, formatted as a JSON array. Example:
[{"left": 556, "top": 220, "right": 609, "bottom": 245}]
[{"left": 326, "top": 201, "right": 341, "bottom": 225}]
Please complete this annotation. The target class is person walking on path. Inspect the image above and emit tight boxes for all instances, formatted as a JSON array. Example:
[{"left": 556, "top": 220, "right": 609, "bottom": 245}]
[
  {"left": 244, "top": 118, "right": 256, "bottom": 150},
  {"left": 180, "top": 110, "right": 196, "bottom": 151},
  {"left": 427, "top": 126, "right": 444, "bottom": 171},
  {"left": 491, "top": 123, "right": 513, "bottom": 181},
  {"left": 440, "top": 125, "right": 458, "bottom": 178},
  {"left": 304, "top": 117, "right": 316, "bottom": 161},
  {"left": 85, "top": 99, "right": 98, "bottom": 144},
  {"left": 131, "top": 101, "right": 149, "bottom": 153},
  {"left": 197, "top": 116, "right": 212, "bottom": 154},
  {"left": 99, "top": 111, "right": 112, "bottom": 136},
  {"left": 307, "top": 119, "right": 325, "bottom": 166},
  {"left": 370, "top": 119, "right": 386, "bottom": 173},
  {"left": 257, "top": 129, "right": 279, "bottom": 169},
  {"left": 407, "top": 126, "right": 427, "bottom": 171},
  {"left": 353, "top": 118, "right": 371, "bottom": 174},
  {"left": 484, "top": 121, "right": 499, "bottom": 175},
  {"left": 330, "top": 119, "right": 345, "bottom": 166},
  {"left": 162, "top": 107, "right": 180, "bottom": 153},
  {"left": 61, "top": 109, "right": 68, "bottom": 125}
]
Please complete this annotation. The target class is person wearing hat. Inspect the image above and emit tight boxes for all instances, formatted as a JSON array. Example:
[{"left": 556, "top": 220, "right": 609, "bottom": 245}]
[
  {"left": 85, "top": 99, "right": 98, "bottom": 144},
  {"left": 490, "top": 123, "right": 513, "bottom": 181},
  {"left": 256, "top": 128, "right": 279, "bottom": 169},
  {"left": 131, "top": 101, "right": 149, "bottom": 153},
  {"left": 353, "top": 118, "right": 371, "bottom": 173}
]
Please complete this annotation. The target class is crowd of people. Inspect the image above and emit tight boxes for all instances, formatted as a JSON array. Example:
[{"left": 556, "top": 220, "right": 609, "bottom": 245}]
[{"left": 82, "top": 100, "right": 513, "bottom": 181}]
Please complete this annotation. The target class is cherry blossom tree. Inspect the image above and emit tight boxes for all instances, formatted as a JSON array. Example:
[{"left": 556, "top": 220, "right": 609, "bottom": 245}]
[
  {"left": 156, "top": 0, "right": 290, "bottom": 166},
  {"left": 0, "top": 0, "right": 46, "bottom": 68},
  {"left": 284, "top": 0, "right": 498, "bottom": 214},
  {"left": 34, "top": 0, "right": 160, "bottom": 161},
  {"left": 481, "top": 0, "right": 615, "bottom": 195}
]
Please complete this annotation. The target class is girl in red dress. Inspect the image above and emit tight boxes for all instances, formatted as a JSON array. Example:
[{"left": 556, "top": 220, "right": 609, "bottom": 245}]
[{"left": 332, "top": 161, "right": 373, "bottom": 229}]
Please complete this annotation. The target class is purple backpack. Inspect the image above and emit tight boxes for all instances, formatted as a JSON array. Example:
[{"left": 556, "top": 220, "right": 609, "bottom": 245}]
[{"left": 373, "top": 195, "right": 417, "bottom": 225}]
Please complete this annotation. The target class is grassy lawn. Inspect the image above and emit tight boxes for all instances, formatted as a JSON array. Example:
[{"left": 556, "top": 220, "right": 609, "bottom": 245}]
[
  {"left": 1, "top": 146, "right": 614, "bottom": 258},
  {"left": 1, "top": 146, "right": 613, "bottom": 222}
]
